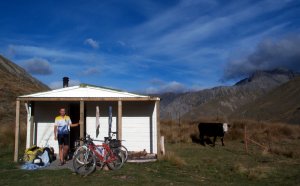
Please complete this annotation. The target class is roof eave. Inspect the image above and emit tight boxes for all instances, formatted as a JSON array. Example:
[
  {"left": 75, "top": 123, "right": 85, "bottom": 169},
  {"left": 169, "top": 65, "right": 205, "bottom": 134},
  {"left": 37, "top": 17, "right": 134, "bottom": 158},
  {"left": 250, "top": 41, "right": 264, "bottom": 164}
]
[{"left": 17, "top": 97, "right": 160, "bottom": 102}]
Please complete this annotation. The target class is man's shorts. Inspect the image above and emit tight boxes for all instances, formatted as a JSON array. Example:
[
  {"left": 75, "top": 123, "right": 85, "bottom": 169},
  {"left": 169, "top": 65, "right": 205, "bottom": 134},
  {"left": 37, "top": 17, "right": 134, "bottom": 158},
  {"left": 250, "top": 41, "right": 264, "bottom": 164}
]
[{"left": 57, "top": 133, "right": 70, "bottom": 145}]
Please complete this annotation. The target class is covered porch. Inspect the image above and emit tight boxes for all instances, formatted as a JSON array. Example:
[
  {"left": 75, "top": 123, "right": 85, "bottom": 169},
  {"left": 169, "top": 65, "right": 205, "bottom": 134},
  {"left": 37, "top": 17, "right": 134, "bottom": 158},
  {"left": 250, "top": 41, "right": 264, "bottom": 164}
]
[{"left": 14, "top": 84, "right": 160, "bottom": 162}]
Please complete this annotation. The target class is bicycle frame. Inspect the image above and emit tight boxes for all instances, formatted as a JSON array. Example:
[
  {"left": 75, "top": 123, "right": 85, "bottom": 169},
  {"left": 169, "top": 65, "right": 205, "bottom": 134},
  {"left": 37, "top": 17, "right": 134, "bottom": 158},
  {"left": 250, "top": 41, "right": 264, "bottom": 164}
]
[
  {"left": 87, "top": 141, "right": 117, "bottom": 164},
  {"left": 74, "top": 135, "right": 126, "bottom": 167}
]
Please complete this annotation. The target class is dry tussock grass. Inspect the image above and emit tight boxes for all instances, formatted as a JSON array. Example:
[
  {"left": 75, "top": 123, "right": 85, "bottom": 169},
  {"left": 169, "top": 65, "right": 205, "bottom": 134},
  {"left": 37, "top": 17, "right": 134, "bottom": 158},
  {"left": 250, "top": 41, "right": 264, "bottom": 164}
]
[
  {"left": 0, "top": 122, "right": 27, "bottom": 150},
  {"left": 232, "top": 163, "right": 272, "bottom": 180},
  {"left": 230, "top": 120, "right": 300, "bottom": 158},
  {"left": 269, "top": 145, "right": 298, "bottom": 158},
  {"left": 232, "top": 163, "right": 248, "bottom": 174},
  {"left": 161, "top": 119, "right": 300, "bottom": 158},
  {"left": 160, "top": 120, "right": 199, "bottom": 143},
  {"left": 160, "top": 151, "right": 187, "bottom": 167},
  {"left": 0, "top": 125, "right": 15, "bottom": 149}
]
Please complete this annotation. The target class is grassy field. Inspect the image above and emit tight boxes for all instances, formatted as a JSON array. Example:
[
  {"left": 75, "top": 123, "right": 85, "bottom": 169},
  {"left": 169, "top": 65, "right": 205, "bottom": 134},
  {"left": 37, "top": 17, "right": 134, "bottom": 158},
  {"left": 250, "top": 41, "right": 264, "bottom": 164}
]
[
  {"left": 1, "top": 139, "right": 300, "bottom": 186},
  {"left": 1, "top": 120, "right": 300, "bottom": 185}
]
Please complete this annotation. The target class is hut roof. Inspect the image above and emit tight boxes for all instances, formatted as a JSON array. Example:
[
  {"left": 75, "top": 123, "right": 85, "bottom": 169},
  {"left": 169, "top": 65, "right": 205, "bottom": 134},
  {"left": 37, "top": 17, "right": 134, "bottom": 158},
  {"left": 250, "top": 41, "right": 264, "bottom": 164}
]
[{"left": 18, "top": 84, "right": 159, "bottom": 101}]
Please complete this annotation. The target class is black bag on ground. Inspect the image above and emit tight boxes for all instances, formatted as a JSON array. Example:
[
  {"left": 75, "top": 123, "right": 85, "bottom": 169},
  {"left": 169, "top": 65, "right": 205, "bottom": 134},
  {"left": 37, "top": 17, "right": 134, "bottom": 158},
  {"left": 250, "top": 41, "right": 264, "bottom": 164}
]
[
  {"left": 43, "top": 147, "right": 56, "bottom": 163},
  {"left": 33, "top": 157, "right": 44, "bottom": 166}
]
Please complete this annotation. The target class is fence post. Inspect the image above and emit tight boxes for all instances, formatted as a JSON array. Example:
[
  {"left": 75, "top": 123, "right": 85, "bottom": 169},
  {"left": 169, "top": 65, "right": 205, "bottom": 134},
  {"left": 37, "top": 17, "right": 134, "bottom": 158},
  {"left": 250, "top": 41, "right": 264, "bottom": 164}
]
[
  {"left": 160, "top": 136, "right": 165, "bottom": 156},
  {"left": 244, "top": 124, "right": 248, "bottom": 154}
]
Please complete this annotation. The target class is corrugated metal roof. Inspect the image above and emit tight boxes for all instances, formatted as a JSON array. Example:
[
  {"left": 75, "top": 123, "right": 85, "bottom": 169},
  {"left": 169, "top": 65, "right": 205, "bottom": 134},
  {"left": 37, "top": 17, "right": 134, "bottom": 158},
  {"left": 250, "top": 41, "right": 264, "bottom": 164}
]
[{"left": 19, "top": 84, "right": 151, "bottom": 98}]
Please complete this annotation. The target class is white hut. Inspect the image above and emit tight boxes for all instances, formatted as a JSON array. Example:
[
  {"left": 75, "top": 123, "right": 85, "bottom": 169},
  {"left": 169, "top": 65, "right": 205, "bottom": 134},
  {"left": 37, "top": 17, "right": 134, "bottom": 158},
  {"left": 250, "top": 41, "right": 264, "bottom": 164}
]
[{"left": 14, "top": 83, "right": 160, "bottom": 161}]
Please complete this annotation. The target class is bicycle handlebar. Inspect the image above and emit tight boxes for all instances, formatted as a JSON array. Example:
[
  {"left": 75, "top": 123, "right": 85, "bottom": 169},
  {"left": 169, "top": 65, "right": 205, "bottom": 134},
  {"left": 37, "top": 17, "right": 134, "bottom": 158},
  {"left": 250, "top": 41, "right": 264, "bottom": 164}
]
[{"left": 77, "top": 134, "right": 124, "bottom": 144}]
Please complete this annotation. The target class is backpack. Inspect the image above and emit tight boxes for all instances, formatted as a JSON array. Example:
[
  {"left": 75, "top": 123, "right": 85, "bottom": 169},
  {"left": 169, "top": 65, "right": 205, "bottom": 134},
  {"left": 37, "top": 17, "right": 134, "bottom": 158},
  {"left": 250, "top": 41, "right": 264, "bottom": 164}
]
[
  {"left": 23, "top": 145, "right": 44, "bottom": 163},
  {"left": 43, "top": 147, "right": 56, "bottom": 163}
]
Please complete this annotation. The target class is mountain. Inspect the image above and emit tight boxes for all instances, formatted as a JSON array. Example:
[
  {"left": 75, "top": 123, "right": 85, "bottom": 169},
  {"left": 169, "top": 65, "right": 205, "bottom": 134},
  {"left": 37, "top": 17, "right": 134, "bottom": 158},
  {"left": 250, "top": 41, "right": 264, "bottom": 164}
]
[
  {"left": 0, "top": 55, "right": 49, "bottom": 125},
  {"left": 231, "top": 77, "right": 300, "bottom": 124},
  {"left": 160, "top": 69, "right": 299, "bottom": 122}
]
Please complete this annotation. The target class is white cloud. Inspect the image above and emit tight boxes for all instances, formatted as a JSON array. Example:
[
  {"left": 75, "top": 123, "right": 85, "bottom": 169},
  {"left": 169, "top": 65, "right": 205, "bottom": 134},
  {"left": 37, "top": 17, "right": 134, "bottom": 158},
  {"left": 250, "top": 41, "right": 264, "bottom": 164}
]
[
  {"left": 6, "top": 44, "right": 131, "bottom": 76},
  {"left": 7, "top": 44, "right": 97, "bottom": 61},
  {"left": 7, "top": 43, "right": 120, "bottom": 70},
  {"left": 84, "top": 38, "right": 99, "bottom": 49},
  {"left": 144, "top": 78, "right": 206, "bottom": 94},
  {"left": 3, "top": 0, "right": 296, "bottom": 91},
  {"left": 22, "top": 58, "right": 52, "bottom": 75},
  {"left": 9, "top": 45, "right": 64, "bottom": 58},
  {"left": 145, "top": 80, "right": 186, "bottom": 94},
  {"left": 82, "top": 67, "right": 100, "bottom": 76},
  {"left": 224, "top": 34, "right": 300, "bottom": 80},
  {"left": 117, "top": 40, "right": 126, "bottom": 46},
  {"left": 128, "top": 0, "right": 292, "bottom": 63}
]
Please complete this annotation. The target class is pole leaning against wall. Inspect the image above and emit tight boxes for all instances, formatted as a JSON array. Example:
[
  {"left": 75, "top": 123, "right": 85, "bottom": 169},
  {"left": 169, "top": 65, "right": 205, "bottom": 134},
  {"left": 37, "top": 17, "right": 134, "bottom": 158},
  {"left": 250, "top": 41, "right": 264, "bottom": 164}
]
[
  {"left": 96, "top": 106, "right": 100, "bottom": 138},
  {"left": 108, "top": 106, "right": 112, "bottom": 138},
  {"left": 80, "top": 101, "right": 85, "bottom": 145},
  {"left": 117, "top": 100, "right": 122, "bottom": 140}
]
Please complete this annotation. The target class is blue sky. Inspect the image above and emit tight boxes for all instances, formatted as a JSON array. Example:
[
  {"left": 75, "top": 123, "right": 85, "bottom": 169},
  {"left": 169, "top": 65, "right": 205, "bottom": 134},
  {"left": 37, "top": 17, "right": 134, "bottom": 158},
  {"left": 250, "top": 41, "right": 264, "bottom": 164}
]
[{"left": 0, "top": 0, "right": 300, "bottom": 93}]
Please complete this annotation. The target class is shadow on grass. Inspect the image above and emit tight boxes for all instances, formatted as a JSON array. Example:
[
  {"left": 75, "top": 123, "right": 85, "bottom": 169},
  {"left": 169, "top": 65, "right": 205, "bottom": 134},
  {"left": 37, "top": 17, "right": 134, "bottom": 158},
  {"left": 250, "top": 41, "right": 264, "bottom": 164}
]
[
  {"left": 190, "top": 134, "right": 216, "bottom": 146},
  {"left": 190, "top": 134, "right": 201, "bottom": 144}
]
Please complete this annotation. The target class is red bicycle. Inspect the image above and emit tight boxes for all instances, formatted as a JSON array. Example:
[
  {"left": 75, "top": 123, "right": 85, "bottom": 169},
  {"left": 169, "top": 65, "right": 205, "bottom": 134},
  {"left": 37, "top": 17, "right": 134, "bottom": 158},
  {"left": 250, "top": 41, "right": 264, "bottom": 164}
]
[{"left": 73, "top": 135, "right": 125, "bottom": 176}]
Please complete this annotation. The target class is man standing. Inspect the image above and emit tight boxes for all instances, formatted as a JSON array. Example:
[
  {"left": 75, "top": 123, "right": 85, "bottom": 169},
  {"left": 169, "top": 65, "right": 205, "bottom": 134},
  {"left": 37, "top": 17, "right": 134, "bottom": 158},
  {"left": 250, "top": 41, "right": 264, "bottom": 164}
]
[{"left": 54, "top": 108, "right": 79, "bottom": 165}]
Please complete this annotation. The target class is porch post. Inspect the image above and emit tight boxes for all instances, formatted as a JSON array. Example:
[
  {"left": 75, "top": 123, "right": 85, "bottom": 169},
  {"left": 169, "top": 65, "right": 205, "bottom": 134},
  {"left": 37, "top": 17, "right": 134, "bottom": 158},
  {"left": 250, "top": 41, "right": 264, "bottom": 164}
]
[
  {"left": 117, "top": 100, "right": 122, "bottom": 140},
  {"left": 156, "top": 100, "right": 161, "bottom": 159},
  {"left": 80, "top": 100, "right": 85, "bottom": 145},
  {"left": 14, "top": 100, "right": 20, "bottom": 162}
]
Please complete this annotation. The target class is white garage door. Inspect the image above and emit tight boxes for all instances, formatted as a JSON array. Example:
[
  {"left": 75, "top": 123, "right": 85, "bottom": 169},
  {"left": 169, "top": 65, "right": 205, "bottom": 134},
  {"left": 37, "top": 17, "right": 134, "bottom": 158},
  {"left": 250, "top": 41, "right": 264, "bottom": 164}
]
[
  {"left": 86, "top": 116, "right": 117, "bottom": 145},
  {"left": 122, "top": 117, "right": 151, "bottom": 152}
]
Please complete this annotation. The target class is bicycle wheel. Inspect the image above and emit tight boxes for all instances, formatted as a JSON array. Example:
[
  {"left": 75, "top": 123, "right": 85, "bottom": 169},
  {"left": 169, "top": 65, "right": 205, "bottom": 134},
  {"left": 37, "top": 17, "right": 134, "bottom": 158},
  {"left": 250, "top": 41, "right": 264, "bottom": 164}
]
[
  {"left": 119, "top": 145, "right": 128, "bottom": 162},
  {"left": 73, "top": 150, "right": 96, "bottom": 176},
  {"left": 107, "top": 150, "right": 124, "bottom": 170},
  {"left": 73, "top": 145, "right": 88, "bottom": 162}
]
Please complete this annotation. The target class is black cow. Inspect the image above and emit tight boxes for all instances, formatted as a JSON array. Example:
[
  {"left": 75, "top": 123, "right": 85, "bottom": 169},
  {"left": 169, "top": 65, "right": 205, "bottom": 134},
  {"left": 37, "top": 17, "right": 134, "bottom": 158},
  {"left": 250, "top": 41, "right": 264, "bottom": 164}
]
[{"left": 198, "top": 123, "right": 229, "bottom": 146}]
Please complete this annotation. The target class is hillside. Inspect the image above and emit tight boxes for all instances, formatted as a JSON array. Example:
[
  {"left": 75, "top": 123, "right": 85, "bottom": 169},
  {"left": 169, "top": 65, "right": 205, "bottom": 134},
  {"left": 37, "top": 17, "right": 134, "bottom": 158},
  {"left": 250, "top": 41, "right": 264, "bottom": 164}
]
[
  {"left": 231, "top": 77, "right": 300, "bottom": 124},
  {"left": 0, "top": 55, "right": 49, "bottom": 125},
  {"left": 160, "top": 69, "right": 299, "bottom": 122}
]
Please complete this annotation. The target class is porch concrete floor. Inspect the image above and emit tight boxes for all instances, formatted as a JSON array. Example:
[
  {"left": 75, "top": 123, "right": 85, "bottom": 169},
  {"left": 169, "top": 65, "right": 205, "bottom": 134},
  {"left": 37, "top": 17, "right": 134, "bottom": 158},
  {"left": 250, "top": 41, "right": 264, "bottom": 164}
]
[{"left": 43, "top": 159, "right": 74, "bottom": 171}]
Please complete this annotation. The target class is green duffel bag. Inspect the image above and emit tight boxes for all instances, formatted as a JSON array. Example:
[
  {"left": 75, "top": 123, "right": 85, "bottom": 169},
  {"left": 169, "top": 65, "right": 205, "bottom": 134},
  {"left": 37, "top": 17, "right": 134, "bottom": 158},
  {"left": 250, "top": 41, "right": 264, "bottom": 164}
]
[{"left": 23, "top": 145, "right": 43, "bottom": 163}]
